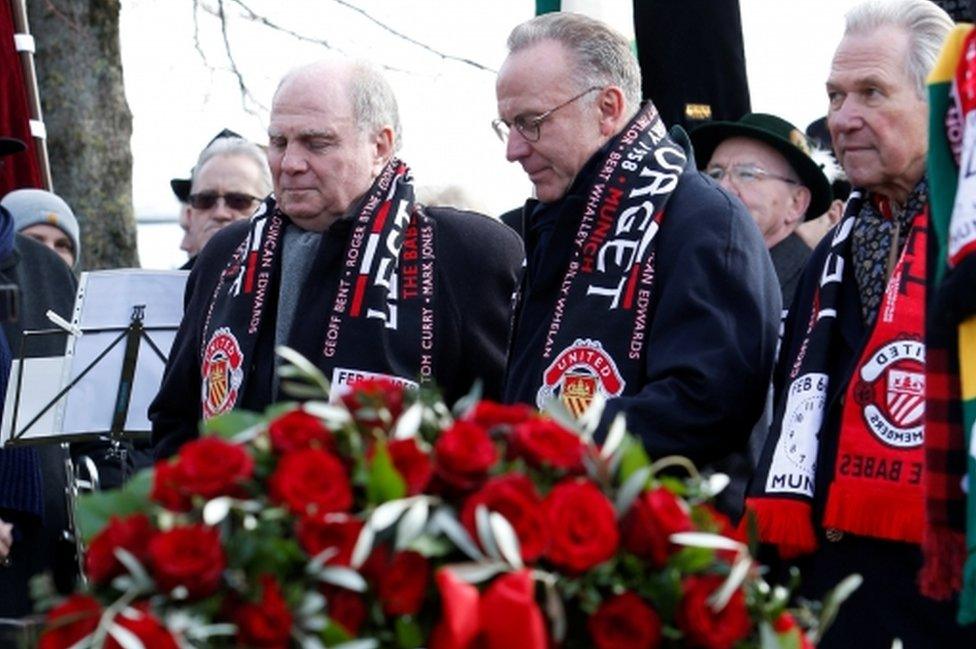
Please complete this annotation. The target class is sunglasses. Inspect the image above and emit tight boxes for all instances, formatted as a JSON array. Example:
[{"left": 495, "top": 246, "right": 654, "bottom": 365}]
[{"left": 188, "top": 191, "right": 261, "bottom": 211}]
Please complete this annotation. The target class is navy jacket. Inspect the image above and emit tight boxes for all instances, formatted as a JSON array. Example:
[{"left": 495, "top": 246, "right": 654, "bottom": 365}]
[{"left": 504, "top": 128, "right": 781, "bottom": 470}]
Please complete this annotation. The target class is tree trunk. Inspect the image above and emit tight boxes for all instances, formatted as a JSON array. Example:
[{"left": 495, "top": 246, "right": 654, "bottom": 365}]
[{"left": 28, "top": 0, "right": 138, "bottom": 269}]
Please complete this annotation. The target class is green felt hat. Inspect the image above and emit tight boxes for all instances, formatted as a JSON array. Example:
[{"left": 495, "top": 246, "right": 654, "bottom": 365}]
[{"left": 690, "top": 112, "right": 833, "bottom": 219}]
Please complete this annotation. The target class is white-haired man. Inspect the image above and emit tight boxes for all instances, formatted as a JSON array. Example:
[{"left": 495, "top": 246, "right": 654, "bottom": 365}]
[
  {"left": 151, "top": 59, "right": 523, "bottom": 458},
  {"left": 749, "top": 1, "right": 976, "bottom": 645},
  {"left": 494, "top": 12, "right": 781, "bottom": 500}
]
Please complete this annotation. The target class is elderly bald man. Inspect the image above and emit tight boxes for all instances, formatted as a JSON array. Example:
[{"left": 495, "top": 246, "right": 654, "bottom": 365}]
[{"left": 151, "top": 59, "right": 523, "bottom": 458}]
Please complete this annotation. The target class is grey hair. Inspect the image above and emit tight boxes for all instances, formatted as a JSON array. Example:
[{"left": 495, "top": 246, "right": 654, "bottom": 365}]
[
  {"left": 507, "top": 12, "right": 642, "bottom": 118},
  {"left": 844, "top": 0, "right": 953, "bottom": 97},
  {"left": 191, "top": 137, "right": 273, "bottom": 195},
  {"left": 348, "top": 60, "right": 403, "bottom": 152}
]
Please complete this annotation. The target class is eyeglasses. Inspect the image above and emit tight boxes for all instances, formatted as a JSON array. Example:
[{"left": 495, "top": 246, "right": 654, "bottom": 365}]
[
  {"left": 704, "top": 163, "right": 799, "bottom": 187},
  {"left": 492, "top": 86, "right": 602, "bottom": 143},
  {"left": 188, "top": 191, "right": 262, "bottom": 211}
]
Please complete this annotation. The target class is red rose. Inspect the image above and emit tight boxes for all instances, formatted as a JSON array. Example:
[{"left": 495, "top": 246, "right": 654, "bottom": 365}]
[
  {"left": 321, "top": 585, "right": 368, "bottom": 636},
  {"left": 177, "top": 436, "right": 254, "bottom": 499},
  {"left": 341, "top": 377, "right": 407, "bottom": 428},
  {"left": 621, "top": 487, "right": 693, "bottom": 568},
  {"left": 150, "top": 459, "right": 192, "bottom": 512},
  {"left": 510, "top": 419, "right": 585, "bottom": 473},
  {"left": 378, "top": 550, "right": 430, "bottom": 616},
  {"left": 466, "top": 400, "right": 535, "bottom": 428},
  {"left": 698, "top": 504, "right": 747, "bottom": 564},
  {"left": 235, "top": 575, "right": 293, "bottom": 648},
  {"left": 676, "top": 575, "right": 751, "bottom": 649},
  {"left": 387, "top": 438, "right": 434, "bottom": 495},
  {"left": 477, "top": 570, "right": 548, "bottom": 649},
  {"left": 460, "top": 474, "right": 549, "bottom": 562},
  {"left": 39, "top": 594, "right": 101, "bottom": 649},
  {"left": 85, "top": 514, "right": 156, "bottom": 585},
  {"left": 434, "top": 420, "right": 498, "bottom": 490},
  {"left": 543, "top": 479, "right": 619, "bottom": 574},
  {"left": 148, "top": 524, "right": 225, "bottom": 600},
  {"left": 269, "top": 448, "right": 353, "bottom": 516},
  {"left": 107, "top": 607, "right": 179, "bottom": 649},
  {"left": 268, "top": 409, "right": 335, "bottom": 454},
  {"left": 296, "top": 514, "right": 363, "bottom": 565},
  {"left": 588, "top": 592, "right": 662, "bottom": 649}
]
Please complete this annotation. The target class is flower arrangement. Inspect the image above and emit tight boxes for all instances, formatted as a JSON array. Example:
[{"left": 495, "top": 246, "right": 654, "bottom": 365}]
[{"left": 36, "top": 351, "right": 856, "bottom": 648}]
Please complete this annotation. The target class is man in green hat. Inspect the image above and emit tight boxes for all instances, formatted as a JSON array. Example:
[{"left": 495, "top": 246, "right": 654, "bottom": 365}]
[{"left": 691, "top": 113, "right": 832, "bottom": 307}]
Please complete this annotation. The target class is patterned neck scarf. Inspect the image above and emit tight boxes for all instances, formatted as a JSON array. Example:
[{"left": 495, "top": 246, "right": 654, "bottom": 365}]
[{"left": 852, "top": 178, "right": 929, "bottom": 325}]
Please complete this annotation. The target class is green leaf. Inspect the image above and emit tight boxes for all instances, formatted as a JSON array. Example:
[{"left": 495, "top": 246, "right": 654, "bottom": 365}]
[
  {"left": 366, "top": 440, "right": 407, "bottom": 505},
  {"left": 202, "top": 409, "right": 264, "bottom": 440},
  {"left": 669, "top": 546, "right": 715, "bottom": 573},
  {"left": 75, "top": 468, "right": 153, "bottom": 543},
  {"left": 814, "top": 574, "right": 863, "bottom": 643},
  {"left": 320, "top": 619, "right": 353, "bottom": 645},
  {"left": 617, "top": 434, "right": 652, "bottom": 483},
  {"left": 406, "top": 533, "right": 453, "bottom": 557},
  {"left": 395, "top": 617, "right": 423, "bottom": 649},
  {"left": 759, "top": 620, "right": 784, "bottom": 649}
]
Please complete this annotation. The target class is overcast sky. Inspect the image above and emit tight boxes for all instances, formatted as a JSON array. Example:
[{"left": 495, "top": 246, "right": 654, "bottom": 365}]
[{"left": 120, "top": 0, "right": 858, "bottom": 269}]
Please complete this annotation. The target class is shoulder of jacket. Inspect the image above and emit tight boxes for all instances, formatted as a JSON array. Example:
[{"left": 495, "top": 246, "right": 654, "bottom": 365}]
[{"left": 424, "top": 206, "right": 524, "bottom": 253}]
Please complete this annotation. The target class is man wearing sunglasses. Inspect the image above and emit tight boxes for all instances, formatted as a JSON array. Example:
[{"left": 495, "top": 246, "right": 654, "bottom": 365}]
[
  {"left": 183, "top": 135, "right": 272, "bottom": 267},
  {"left": 495, "top": 12, "right": 780, "bottom": 512},
  {"left": 151, "top": 59, "right": 523, "bottom": 459},
  {"left": 691, "top": 113, "right": 833, "bottom": 307}
]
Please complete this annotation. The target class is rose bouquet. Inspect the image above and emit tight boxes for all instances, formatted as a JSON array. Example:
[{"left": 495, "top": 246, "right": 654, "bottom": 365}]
[{"left": 35, "top": 351, "right": 856, "bottom": 648}]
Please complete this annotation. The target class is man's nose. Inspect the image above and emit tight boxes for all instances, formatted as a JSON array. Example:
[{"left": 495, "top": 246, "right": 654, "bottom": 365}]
[
  {"left": 506, "top": 130, "right": 531, "bottom": 162},
  {"left": 280, "top": 142, "right": 308, "bottom": 173},
  {"left": 829, "top": 97, "right": 862, "bottom": 134}
]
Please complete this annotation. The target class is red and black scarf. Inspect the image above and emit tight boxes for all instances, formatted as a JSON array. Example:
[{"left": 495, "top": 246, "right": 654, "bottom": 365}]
[
  {"left": 198, "top": 159, "right": 436, "bottom": 418},
  {"left": 531, "top": 102, "right": 686, "bottom": 416},
  {"left": 749, "top": 191, "right": 929, "bottom": 557}
]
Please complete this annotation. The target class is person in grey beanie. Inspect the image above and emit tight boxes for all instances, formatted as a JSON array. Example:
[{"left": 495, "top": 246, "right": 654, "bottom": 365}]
[{"left": 1, "top": 188, "right": 80, "bottom": 269}]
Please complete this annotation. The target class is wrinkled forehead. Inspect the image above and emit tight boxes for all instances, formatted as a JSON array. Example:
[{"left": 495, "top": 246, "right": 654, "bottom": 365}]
[
  {"left": 271, "top": 69, "right": 355, "bottom": 127},
  {"left": 496, "top": 40, "right": 578, "bottom": 115},
  {"left": 828, "top": 25, "right": 913, "bottom": 90}
]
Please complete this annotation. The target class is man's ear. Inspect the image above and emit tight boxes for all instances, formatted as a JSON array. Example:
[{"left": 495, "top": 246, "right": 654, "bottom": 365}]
[
  {"left": 372, "top": 126, "right": 395, "bottom": 171},
  {"left": 785, "top": 185, "right": 811, "bottom": 227},
  {"left": 597, "top": 86, "right": 627, "bottom": 137},
  {"left": 826, "top": 198, "right": 845, "bottom": 225}
]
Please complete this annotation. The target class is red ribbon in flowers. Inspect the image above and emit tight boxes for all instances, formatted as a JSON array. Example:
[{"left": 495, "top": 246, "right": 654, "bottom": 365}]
[{"left": 429, "top": 568, "right": 548, "bottom": 649}]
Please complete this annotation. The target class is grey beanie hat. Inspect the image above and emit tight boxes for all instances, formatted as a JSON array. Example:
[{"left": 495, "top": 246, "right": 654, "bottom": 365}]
[{"left": 1, "top": 189, "right": 81, "bottom": 266}]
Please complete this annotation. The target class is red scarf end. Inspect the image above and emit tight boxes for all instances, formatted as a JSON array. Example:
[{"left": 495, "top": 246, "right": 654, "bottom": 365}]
[
  {"left": 744, "top": 497, "right": 818, "bottom": 559},
  {"left": 823, "top": 484, "right": 924, "bottom": 544},
  {"left": 918, "top": 526, "right": 965, "bottom": 600}
]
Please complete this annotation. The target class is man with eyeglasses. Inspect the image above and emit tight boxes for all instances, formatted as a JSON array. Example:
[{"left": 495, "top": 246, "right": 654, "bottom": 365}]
[
  {"left": 150, "top": 59, "right": 523, "bottom": 459},
  {"left": 494, "top": 12, "right": 780, "bottom": 508},
  {"left": 181, "top": 134, "right": 272, "bottom": 269},
  {"left": 690, "top": 113, "right": 833, "bottom": 306}
]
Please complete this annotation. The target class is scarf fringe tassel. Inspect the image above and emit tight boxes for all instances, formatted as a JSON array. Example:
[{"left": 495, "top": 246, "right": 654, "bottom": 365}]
[
  {"left": 823, "top": 485, "right": 923, "bottom": 544},
  {"left": 917, "top": 526, "right": 965, "bottom": 602},
  {"left": 745, "top": 497, "right": 818, "bottom": 559}
]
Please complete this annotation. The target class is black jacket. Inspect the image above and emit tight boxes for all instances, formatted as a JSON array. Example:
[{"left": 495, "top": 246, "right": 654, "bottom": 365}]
[
  {"left": 504, "top": 129, "right": 781, "bottom": 470},
  {"left": 151, "top": 207, "right": 523, "bottom": 459},
  {"left": 769, "top": 232, "right": 812, "bottom": 308}
]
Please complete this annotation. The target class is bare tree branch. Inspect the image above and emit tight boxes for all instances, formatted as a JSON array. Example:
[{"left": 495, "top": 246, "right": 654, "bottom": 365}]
[
  {"left": 216, "top": 0, "right": 267, "bottom": 117},
  {"left": 331, "top": 0, "right": 496, "bottom": 73},
  {"left": 223, "top": 0, "right": 414, "bottom": 75}
]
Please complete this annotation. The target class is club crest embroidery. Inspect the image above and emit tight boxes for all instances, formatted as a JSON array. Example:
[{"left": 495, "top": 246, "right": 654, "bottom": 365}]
[
  {"left": 537, "top": 339, "right": 625, "bottom": 417},
  {"left": 201, "top": 327, "right": 244, "bottom": 419},
  {"left": 853, "top": 337, "right": 925, "bottom": 448}
]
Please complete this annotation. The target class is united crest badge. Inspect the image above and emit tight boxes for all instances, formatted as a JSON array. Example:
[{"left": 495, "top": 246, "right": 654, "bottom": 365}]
[
  {"left": 201, "top": 327, "right": 244, "bottom": 419},
  {"left": 536, "top": 339, "right": 625, "bottom": 418},
  {"left": 854, "top": 338, "right": 925, "bottom": 448}
]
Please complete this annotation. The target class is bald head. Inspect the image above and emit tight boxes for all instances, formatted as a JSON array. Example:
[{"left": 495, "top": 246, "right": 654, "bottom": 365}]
[
  {"left": 267, "top": 58, "right": 397, "bottom": 231},
  {"left": 275, "top": 59, "right": 402, "bottom": 151}
]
